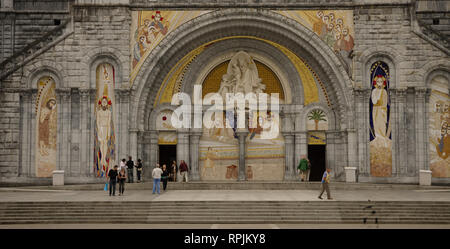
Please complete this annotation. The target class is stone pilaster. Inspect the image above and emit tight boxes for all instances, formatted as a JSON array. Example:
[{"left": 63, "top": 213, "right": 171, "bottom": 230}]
[
  {"left": 395, "top": 88, "right": 407, "bottom": 175},
  {"left": 89, "top": 89, "right": 96, "bottom": 176},
  {"left": 61, "top": 90, "right": 71, "bottom": 175},
  {"left": 30, "top": 90, "right": 39, "bottom": 177},
  {"left": 283, "top": 132, "right": 295, "bottom": 181},
  {"left": 389, "top": 88, "right": 398, "bottom": 176},
  {"left": 145, "top": 130, "right": 158, "bottom": 180},
  {"left": 294, "top": 131, "right": 307, "bottom": 180},
  {"left": 346, "top": 128, "right": 357, "bottom": 169},
  {"left": 424, "top": 88, "right": 432, "bottom": 171},
  {"left": 406, "top": 87, "right": 416, "bottom": 175},
  {"left": 325, "top": 130, "right": 340, "bottom": 175},
  {"left": 236, "top": 130, "right": 249, "bottom": 181},
  {"left": 19, "top": 90, "right": 32, "bottom": 177},
  {"left": 189, "top": 131, "right": 202, "bottom": 181},
  {"left": 177, "top": 129, "right": 190, "bottom": 170},
  {"left": 354, "top": 89, "right": 370, "bottom": 176},
  {"left": 117, "top": 89, "right": 130, "bottom": 159},
  {"left": 415, "top": 87, "right": 428, "bottom": 172},
  {"left": 129, "top": 128, "right": 139, "bottom": 182},
  {"left": 79, "top": 89, "right": 90, "bottom": 176}
]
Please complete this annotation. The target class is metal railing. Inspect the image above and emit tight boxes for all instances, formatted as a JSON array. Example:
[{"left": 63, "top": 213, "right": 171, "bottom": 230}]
[{"left": 0, "top": 18, "right": 71, "bottom": 81}]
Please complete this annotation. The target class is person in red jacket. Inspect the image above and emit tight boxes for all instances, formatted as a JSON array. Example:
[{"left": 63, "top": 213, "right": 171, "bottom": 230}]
[{"left": 179, "top": 160, "right": 189, "bottom": 182}]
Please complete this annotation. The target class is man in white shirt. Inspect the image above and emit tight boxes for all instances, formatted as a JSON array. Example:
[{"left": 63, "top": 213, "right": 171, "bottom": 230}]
[{"left": 152, "top": 164, "right": 163, "bottom": 195}]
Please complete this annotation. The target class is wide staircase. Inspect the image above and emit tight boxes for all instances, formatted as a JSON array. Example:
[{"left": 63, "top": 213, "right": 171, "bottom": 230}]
[{"left": 1, "top": 200, "right": 449, "bottom": 225}]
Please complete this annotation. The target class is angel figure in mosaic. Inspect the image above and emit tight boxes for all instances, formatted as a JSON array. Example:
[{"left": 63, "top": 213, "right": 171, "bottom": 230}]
[{"left": 149, "top": 11, "right": 169, "bottom": 39}]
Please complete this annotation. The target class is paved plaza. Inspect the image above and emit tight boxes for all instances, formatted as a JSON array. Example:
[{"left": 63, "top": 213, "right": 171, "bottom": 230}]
[{"left": 1, "top": 187, "right": 450, "bottom": 202}]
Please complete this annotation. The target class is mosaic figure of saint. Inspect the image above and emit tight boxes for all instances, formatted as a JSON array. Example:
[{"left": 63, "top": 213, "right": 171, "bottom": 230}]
[
  {"left": 369, "top": 62, "right": 392, "bottom": 177},
  {"left": 202, "top": 147, "right": 217, "bottom": 178},
  {"left": 437, "top": 121, "right": 450, "bottom": 160},
  {"left": 38, "top": 98, "right": 57, "bottom": 156},
  {"left": 133, "top": 34, "right": 147, "bottom": 68},
  {"left": 149, "top": 11, "right": 169, "bottom": 39},
  {"left": 36, "top": 77, "right": 57, "bottom": 177},
  {"left": 97, "top": 96, "right": 112, "bottom": 171},
  {"left": 371, "top": 75, "right": 389, "bottom": 146},
  {"left": 94, "top": 64, "right": 116, "bottom": 177}
]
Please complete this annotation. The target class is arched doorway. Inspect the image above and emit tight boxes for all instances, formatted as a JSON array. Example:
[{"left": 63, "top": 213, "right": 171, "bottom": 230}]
[{"left": 132, "top": 9, "right": 353, "bottom": 181}]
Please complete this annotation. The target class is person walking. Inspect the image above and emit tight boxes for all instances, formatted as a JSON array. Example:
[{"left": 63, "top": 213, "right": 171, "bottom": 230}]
[
  {"left": 179, "top": 160, "right": 189, "bottom": 182},
  {"left": 318, "top": 168, "right": 333, "bottom": 200},
  {"left": 118, "top": 167, "right": 127, "bottom": 196},
  {"left": 126, "top": 156, "right": 134, "bottom": 183},
  {"left": 136, "top": 159, "right": 143, "bottom": 183},
  {"left": 107, "top": 165, "right": 119, "bottom": 196},
  {"left": 170, "top": 160, "right": 177, "bottom": 182},
  {"left": 152, "top": 163, "right": 163, "bottom": 195},
  {"left": 161, "top": 164, "right": 169, "bottom": 191},
  {"left": 298, "top": 155, "right": 310, "bottom": 182}
]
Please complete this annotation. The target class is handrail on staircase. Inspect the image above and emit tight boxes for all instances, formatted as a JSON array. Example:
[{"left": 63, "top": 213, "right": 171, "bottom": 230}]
[
  {"left": 417, "top": 19, "right": 450, "bottom": 46},
  {"left": 0, "top": 18, "right": 71, "bottom": 69}
]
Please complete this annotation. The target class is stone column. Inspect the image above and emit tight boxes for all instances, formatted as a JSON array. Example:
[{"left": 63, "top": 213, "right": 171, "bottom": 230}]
[
  {"left": 396, "top": 88, "right": 407, "bottom": 175},
  {"left": 294, "top": 131, "right": 307, "bottom": 180},
  {"left": 88, "top": 89, "right": 96, "bottom": 176},
  {"left": 281, "top": 110, "right": 295, "bottom": 181},
  {"left": 117, "top": 90, "right": 130, "bottom": 159},
  {"left": 30, "top": 90, "right": 38, "bottom": 176},
  {"left": 283, "top": 133, "right": 295, "bottom": 181},
  {"left": 389, "top": 89, "right": 398, "bottom": 176},
  {"left": 335, "top": 131, "right": 347, "bottom": 180},
  {"left": 415, "top": 87, "right": 427, "bottom": 172},
  {"left": 79, "top": 89, "right": 90, "bottom": 176},
  {"left": 325, "top": 130, "right": 337, "bottom": 173},
  {"left": 189, "top": 130, "right": 202, "bottom": 181},
  {"left": 236, "top": 130, "right": 249, "bottom": 181},
  {"left": 129, "top": 128, "right": 138, "bottom": 182},
  {"left": 424, "top": 88, "right": 432, "bottom": 171},
  {"left": 146, "top": 130, "right": 158, "bottom": 181},
  {"left": 406, "top": 87, "right": 416, "bottom": 175},
  {"left": 19, "top": 90, "right": 32, "bottom": 177},
  {"left": 346, "top": 129, "right": 358, "bottom": 169},
  {"left": 62, "top": 90, "right": 71, "bottom": 175},
  {"left": 354, "top": 89, "right": 370, "bottom": 176},
  {"left": 177, "top": 129, "right": 190, "bottom": 169}
]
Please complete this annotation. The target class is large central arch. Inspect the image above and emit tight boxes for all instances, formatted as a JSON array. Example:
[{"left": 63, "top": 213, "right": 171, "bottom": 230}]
[{"left": 130, "top": 9, "right": 354, "bottom": 132}]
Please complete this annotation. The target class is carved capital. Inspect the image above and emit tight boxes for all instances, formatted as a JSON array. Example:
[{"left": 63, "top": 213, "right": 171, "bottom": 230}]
[{"left": 415, "top": 87, "right": 427, "bottom": 99}]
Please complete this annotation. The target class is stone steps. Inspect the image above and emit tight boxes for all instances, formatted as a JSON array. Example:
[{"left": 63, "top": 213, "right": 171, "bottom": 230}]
[{"left": 0, "top": 201, "right": 449, "bottom": 224}]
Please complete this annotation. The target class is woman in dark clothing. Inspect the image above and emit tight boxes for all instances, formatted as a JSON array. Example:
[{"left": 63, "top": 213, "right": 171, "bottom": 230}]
[
  {"left": 161, "top": 164, "right": 170, "bottom": 191},
  {"left": 136, "top": 159, "right": 143, "bottom": 182},
  {"left": 118, "top": 167, "right": 127, "bottom": 196}
]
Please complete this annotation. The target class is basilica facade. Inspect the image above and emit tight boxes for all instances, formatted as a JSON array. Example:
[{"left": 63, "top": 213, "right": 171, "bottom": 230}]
[{"left": 0, "top": 0, "right": 448, "bottom": 185}]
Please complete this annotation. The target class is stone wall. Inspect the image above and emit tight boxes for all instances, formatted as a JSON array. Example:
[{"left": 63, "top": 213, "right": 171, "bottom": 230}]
[
  {"left": 0, "top": 0, "right": 448, "bottom": 184},
  {"left": 353, "top": 4, "right": 448, "bottom": 182}
]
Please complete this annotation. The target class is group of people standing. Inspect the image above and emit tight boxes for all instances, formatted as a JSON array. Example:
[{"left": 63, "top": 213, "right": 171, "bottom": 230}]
[
  {"left": 107, "top": 155, "right": 332, "bottom": 199},
  {"left": 151, "top": 160, "right": 189, "bottom": 195},
  {"left": 107, "top": 156, "right": 143, "bottom": 196}
]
